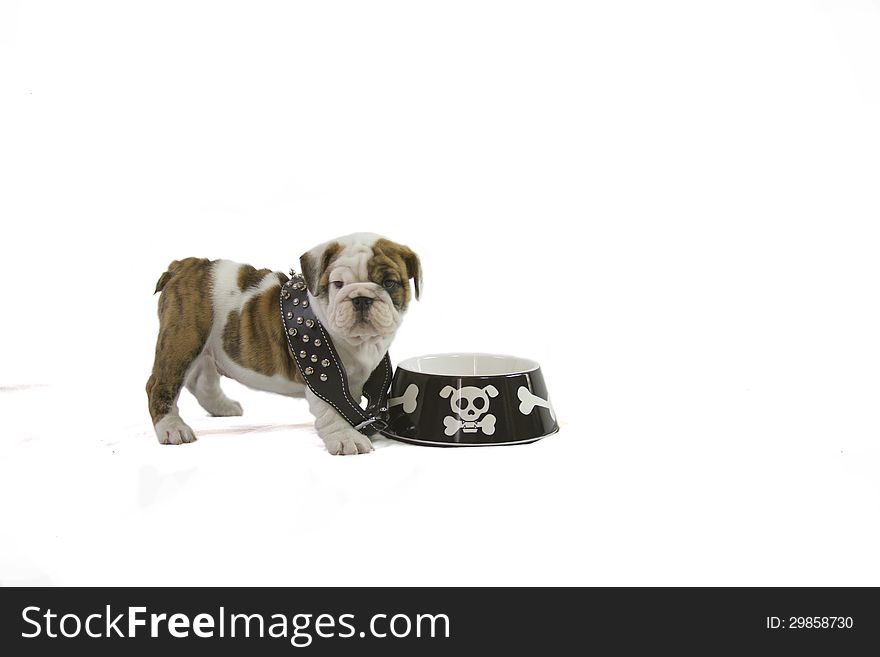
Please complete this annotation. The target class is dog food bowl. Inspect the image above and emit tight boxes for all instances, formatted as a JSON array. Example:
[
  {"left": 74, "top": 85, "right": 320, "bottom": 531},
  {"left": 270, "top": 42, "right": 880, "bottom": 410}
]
[{"left": 382, "top": 353, "right": 558, "bottom": 446}]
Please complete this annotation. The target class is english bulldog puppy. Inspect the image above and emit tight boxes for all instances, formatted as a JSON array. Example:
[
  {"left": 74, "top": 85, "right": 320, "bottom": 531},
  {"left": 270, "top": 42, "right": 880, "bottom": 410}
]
[{"left": 146, "top": 233, "right": 421, "bottom": 455}]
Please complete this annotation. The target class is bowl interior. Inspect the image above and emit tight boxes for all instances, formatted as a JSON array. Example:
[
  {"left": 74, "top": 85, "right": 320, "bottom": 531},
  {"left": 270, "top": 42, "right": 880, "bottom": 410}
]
[{"left": 397, "top": 352, "right": 539, "bottom": 377}]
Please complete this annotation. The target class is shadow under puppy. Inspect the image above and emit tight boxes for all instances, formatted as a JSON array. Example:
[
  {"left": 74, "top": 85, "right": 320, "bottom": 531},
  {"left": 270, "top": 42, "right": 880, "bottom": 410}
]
[{"left": 146, "top": 232, "right": 421, "bottom": 455}]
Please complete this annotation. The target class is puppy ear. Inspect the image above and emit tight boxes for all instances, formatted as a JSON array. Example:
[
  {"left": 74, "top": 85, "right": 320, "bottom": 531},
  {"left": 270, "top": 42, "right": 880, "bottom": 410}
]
[
  {"left": 400, "top": 245, "right": 422, "bottom": 300},
  {"left": 300, "top": 241, "right": 341, "bottom": 296},
  {"left": 440, "top": 385, "right": 455, "bottom": 399},
  {"left": 485, "top": 384, "right": 499, "bottom": 398}
]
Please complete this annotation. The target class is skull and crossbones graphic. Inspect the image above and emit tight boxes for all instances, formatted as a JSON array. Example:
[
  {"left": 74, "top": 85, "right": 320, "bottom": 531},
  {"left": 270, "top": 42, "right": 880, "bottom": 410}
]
[{"left": 440, "top": 384, "right": 498, "bottom": 436}]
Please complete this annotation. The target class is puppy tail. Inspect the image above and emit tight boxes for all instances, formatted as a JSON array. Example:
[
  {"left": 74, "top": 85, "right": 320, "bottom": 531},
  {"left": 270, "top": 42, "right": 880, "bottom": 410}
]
[{"left": 153, "top": 260, "right": 181, "bottom": 294}]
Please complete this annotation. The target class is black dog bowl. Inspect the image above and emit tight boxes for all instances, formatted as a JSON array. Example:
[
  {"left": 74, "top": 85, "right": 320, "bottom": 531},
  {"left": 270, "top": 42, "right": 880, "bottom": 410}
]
[{"left": 382, "top": 353, "right": 558, "bottom": 446}]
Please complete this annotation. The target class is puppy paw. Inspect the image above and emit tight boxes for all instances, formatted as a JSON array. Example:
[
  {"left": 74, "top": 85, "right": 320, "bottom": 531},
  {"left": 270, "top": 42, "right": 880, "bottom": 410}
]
[
  {"left": 322, "top": 432, "right": 373, "bottom": 456},
  {"left": 208, "top": 399, "right": 243, "bottom": 417},
  {"left": 154, "top": 416, "right": 198, "bottom": 445}
]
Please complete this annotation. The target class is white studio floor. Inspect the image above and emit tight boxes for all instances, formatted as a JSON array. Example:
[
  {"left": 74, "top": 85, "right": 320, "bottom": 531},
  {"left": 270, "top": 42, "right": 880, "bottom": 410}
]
[{"left": 2, "top": 367, "right": 878, "bottom": 587}]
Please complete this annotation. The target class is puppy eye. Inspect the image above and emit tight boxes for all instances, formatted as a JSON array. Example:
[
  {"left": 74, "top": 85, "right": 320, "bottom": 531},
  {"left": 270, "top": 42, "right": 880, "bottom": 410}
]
[
  {"left": 332, "top": 281, "right": 344, "bottom": 289},
  {"left": 382, "top": 279, "right": 399, "bottom": 289}
]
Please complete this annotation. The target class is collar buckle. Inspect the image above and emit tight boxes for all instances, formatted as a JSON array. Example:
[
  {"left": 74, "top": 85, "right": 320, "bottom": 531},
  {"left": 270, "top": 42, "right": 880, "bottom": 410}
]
[{"left": 354, "top": 410, "right": 389, "bottom": 435}]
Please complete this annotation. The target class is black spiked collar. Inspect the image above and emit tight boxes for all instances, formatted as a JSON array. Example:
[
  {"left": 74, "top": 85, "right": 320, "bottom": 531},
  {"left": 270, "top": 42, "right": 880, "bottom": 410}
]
[{"left": 280, "top": 270, "right": 392, "bottom": 435}]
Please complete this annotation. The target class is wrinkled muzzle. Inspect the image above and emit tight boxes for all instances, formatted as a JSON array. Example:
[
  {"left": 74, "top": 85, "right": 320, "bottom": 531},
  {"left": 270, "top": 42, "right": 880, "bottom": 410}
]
[{"left": 326, "top": 284, "right": 399, "bottom": 340}]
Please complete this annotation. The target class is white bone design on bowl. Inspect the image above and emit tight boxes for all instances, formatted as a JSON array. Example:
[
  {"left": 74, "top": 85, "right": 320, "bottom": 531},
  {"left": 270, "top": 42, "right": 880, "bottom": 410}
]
[
  {"left": 517, "top": 387, "right": 556, "bottom": 421},
  {"left": 387, "top": 383, "right": 419, "bottom": 413},
  {"left": 440, "top": 384, "right": 498, "bottom": 436}
]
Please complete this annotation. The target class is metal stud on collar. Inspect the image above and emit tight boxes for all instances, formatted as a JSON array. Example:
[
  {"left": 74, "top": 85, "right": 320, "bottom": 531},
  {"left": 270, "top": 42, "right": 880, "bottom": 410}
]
[{"left": 281, "top": 269, "right": 392, "bottom": 435}]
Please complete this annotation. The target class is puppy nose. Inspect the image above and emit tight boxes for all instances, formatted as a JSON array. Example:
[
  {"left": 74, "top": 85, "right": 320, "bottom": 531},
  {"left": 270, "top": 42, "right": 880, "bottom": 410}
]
[{"left": 351, "top": 296, "right": 374, "bottom": 311}]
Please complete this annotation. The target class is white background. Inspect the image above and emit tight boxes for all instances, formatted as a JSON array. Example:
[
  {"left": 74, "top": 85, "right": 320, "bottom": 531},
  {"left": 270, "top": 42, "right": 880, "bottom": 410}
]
[{"left": 1, "top": 1, "right": 879, "bottom": 585}]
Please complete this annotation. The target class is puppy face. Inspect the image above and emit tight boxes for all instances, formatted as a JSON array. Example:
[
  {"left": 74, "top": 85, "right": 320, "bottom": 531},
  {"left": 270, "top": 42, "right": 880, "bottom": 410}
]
[{"left": 300, "top": 233, "right": 421, "bottom": 346}]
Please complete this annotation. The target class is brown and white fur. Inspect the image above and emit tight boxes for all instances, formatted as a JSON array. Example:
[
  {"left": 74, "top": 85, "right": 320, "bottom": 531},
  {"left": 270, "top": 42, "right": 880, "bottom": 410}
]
[{"left": 146, "top": 233, "right": 421, "bottom": 455}]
